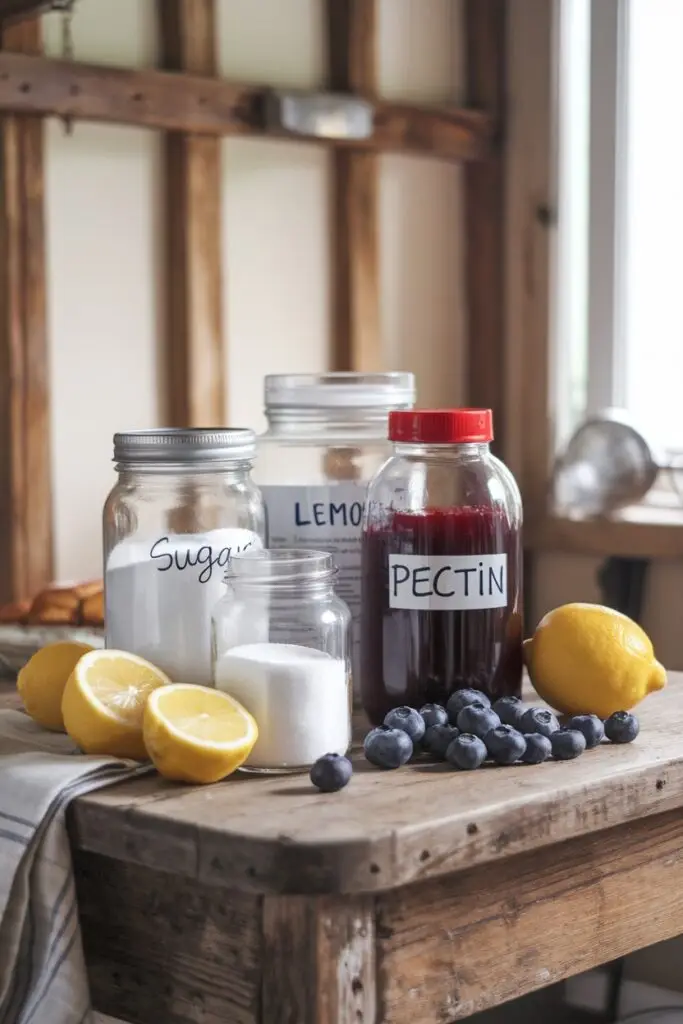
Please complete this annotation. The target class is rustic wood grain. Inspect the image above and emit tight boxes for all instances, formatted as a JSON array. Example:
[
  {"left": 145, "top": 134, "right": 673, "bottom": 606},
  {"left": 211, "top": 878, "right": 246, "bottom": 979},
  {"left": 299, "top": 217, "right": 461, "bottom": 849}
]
[
  {"left": 159, "top": 0, "right": 225, "bottom": 427},
  {"left": 69, "top": 675, "right": 683, "bottom": 896},
  {"left": 75, "top": 850, "right": 262, "bottom": 1024},
  {"left": 0, "top": 51, "right": 495, "bottom": 161},
  {"left": 464, "top": 0, "right": 506, "bottom": 454},
  {"left": 326, "top": 0, "right": 380, "bottom": 372},
  {"left": 376, "top": 808, "right": 683, "bottom": 1022},
  {"left": 502, "top": 0, "right": 556, "bottom": 501},
  {"left": 262, "top": 895, "right": 376, "bottom": 1024},
  {"left": 0, "top": 18, "right": 52, "bottom": 604}
]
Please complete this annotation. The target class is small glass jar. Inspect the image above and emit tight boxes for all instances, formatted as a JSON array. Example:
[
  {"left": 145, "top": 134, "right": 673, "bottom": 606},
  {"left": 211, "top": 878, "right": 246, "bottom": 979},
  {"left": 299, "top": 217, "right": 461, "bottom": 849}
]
[
  {"left": 103, "top": 428, "right": 264, "bottom": 686},
  {"left": 212, "top": 549, "right": 351, "bottom": 773},
  {"left": 255, "top": 371, "right": 415, "bottom": 703},
  {"left": 361, "top": 409, "right": 523, "bottom": 725}
]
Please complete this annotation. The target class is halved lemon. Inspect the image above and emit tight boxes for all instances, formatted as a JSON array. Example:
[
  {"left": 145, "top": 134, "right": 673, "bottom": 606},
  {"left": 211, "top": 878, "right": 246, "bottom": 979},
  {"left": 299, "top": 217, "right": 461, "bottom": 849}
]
[
  {"left": 62, "top": 649, "right": 171, "bottom": 759},
  {"left": 18, "top": 641, "right": 93, "bottom": 732},
  {"left": 143, "top": 684, "right": 258, "bottom": 784}
]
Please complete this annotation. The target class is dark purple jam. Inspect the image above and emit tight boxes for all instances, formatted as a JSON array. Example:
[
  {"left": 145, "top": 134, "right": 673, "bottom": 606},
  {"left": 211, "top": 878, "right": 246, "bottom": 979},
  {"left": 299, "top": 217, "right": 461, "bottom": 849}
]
[{"left": 360, "top": 505, "right": 523, "bottom": 726}]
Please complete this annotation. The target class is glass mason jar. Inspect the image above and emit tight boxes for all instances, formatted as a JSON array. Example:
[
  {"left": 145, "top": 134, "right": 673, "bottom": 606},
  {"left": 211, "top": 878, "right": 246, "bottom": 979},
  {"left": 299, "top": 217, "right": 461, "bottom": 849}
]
[
  {"left": 255, "top": 371, "right": 415, "bottom": 703},
  {"left": 360, "top": 409, "right": 523, "bottom": 725},
  {"left": 103, "top": 428, "right": 264, "bottom": 686},
  {"left": 212, "top": 549, "right": 351, "bottom": 773}
]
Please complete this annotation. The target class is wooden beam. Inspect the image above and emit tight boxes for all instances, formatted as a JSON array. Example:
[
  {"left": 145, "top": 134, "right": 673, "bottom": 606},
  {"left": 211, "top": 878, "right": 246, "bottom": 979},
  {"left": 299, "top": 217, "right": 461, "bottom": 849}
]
[
  {"left": 326, "top": 0, "right": 380, "bottom": 371},
  {"left": 0, "top": 0, "right": 50, "bottom": 25},
  {"left": 159, "top": 0, "right": 224, "bottom": 426},
  {"left": 0, "top": 18, "right": 52, "bottom": 603},
  {"left": 0, "top": 51, "right": 496, "bottom": 162},
  {"left": 464, "top": 0, "right": 507, "bottom": 454},
  {"left": 503, "top": 0, "right": 557, "bottom": 508}
]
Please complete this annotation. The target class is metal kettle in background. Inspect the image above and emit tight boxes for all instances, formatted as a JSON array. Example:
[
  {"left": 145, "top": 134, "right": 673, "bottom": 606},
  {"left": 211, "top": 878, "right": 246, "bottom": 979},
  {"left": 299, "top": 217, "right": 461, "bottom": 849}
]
[{"left": 552, "top": 408, "right": 660, "bottom": 518}]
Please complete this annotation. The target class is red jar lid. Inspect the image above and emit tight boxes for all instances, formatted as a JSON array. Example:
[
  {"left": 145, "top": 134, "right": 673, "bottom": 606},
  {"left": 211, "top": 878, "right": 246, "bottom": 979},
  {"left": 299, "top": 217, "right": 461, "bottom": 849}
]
[{"left": 389, "top": 408, "right": 494, "bottom": 444}]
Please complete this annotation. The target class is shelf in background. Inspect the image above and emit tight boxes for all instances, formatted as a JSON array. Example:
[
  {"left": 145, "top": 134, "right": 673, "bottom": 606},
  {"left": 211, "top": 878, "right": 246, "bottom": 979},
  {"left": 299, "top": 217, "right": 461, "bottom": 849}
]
[{"left": 528, "top": 504, "right": 683, "bottom": 560}]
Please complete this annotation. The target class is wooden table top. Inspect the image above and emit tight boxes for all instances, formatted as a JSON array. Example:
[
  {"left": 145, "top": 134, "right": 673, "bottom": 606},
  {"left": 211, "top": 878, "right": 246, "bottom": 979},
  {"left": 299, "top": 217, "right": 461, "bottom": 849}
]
[{"left": 59, "top": 674, "right": 683, "bottom": 896}]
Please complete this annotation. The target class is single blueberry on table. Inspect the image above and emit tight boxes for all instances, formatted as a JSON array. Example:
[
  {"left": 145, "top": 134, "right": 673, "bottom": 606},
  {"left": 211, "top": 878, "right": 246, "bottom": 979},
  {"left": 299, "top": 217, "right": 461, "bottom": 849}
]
[
  {"left": 521, "top": 733, "right": 552, "bottom": 764},
  {"left": 419, "top": 703, "right": 449, "bottom": 729},
  {"left": 446, "top": 688, "right": 491, "bottom": 724},
  {"left": 423, "top": 723, "right": 460, "bottom": 760},
  {"left": 521, "top": 707, "right": 560, "bottom": 738},
  {"left": 363, "top": 727, "right": 413, "bottom": 769},
  {"left": 383, "top": 706, "right": 426, "bottom": 742},
  {"left": 446, "top": 733, "right": 488, "bottom": 770},
  {"left": 485, "top": 725, "right": 527, "bottom": 765},
  {"left": 604, "top": 711, "right": 640, "bottom": 744},
  {"left": 309, "top": 753, "right": 353, "bottom": 792},
  {"left": 493, "top": 695, "right": 525, "bottom": 729},
  {"left": 550, "top": 728, "right": 586, "bottom": 760},
  {"left": 568, "top": 714, "right": 605, "bottom": 749},
  {"left": 456, "top": 702, "right": 501, "bottom": 739}
]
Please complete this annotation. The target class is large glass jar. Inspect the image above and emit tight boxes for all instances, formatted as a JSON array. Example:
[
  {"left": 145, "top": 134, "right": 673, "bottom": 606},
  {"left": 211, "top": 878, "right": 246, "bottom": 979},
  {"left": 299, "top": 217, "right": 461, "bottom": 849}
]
[
  {"left": 360, "top": 409, "right": 523, "bottom": 725},
  {"left": 103, "top": 428, "right": 264, "bottom": 686},
  {"left": 212, "top": 549, "right": 351, "bottom": 773},
  {"left": 255, "top": 371, "right": 415, "bottom": 701}
]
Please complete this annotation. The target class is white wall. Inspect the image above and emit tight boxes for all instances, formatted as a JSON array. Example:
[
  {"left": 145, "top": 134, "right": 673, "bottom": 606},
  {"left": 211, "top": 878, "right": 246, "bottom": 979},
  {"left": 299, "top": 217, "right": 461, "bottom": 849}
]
[{"left": 43, "top": 0, "right": 466, "bottom": 582}]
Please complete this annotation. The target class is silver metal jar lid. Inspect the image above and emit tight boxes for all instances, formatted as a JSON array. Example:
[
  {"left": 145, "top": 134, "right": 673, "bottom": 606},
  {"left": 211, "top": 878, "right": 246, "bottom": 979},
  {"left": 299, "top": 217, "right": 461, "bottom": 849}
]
[
  {"left": 113, "top": 428, "right": 256, "bottom": 466},
  {"left": 264, "top": 372, "right": 416, "bottom": 410}
]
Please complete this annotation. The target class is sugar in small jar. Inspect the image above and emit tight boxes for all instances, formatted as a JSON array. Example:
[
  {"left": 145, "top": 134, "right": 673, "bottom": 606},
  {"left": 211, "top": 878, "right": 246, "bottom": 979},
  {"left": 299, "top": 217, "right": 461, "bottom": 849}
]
[
  {"left": 360, "top": 409, "right": 523, "bottom": 724},
  {"left": 212, "top": 549, "right": 351, "bottom": 773}
]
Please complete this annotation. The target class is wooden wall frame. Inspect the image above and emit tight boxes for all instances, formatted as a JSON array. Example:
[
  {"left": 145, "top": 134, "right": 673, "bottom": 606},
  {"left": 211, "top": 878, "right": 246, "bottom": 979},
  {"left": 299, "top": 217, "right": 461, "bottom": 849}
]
[
  {"left": 0, "top": 16, "right": 51, "bottom": 604},
  {"left": 0, "top": 0, "right": 510, "bottom": 600}
]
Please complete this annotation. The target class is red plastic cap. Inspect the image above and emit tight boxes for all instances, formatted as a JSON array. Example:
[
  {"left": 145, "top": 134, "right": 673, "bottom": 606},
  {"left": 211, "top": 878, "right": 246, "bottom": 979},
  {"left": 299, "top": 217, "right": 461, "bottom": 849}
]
[{"left": 389, "top": 408, "right": 494, "bottom": 444}]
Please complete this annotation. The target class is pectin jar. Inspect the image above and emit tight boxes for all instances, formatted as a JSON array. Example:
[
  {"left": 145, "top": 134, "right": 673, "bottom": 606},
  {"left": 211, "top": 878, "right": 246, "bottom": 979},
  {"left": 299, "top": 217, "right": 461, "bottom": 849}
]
[
  {"left": 103, "top": 429, "right": 264, "bottom": 686},
  {"left": 255, "top": 372, "right": 415, "bottom": 699},
  {"left": 360, "top": 409, "right": 523, "bottom": 724}
]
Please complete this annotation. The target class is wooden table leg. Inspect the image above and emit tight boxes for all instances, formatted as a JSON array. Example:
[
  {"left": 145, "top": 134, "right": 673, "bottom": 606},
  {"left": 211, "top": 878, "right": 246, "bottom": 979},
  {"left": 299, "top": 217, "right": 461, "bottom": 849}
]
[{"left": 262, "top": 895, "right": 377, "bottom": 1024}]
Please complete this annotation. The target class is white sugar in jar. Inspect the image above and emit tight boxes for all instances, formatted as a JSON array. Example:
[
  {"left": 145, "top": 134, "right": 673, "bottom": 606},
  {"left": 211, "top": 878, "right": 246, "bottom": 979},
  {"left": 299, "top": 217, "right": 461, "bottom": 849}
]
[
  {"left": 104, "top": 429, "right": 265, "bottom": 685},
  {"left": 214, "top": 643, "right": 350, "bottom": 771},
  {"left": 212, "top": 549, "right": 351, "bottom": 772}
]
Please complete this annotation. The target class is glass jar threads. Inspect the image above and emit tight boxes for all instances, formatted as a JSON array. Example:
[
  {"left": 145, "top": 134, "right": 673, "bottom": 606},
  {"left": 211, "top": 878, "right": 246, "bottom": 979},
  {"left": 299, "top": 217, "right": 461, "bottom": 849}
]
[
  {"left": 212, "top": 549, "right": 351, "bottom": 773},
  {"left": 103, "top": 428, "right": 264, "bottom": 686},
  {"left": 360, "top": 409, "right": 523, "bottom": 724}
]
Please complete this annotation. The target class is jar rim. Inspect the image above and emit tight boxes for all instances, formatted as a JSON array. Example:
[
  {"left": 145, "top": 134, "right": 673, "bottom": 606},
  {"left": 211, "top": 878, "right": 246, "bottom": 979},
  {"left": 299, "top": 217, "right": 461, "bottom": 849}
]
[
  {"left": 264, "top": 372, "right": 415, "bottom": 411},
  {"left": 228, "top": 548, "right": 336, "bottom": 583}
]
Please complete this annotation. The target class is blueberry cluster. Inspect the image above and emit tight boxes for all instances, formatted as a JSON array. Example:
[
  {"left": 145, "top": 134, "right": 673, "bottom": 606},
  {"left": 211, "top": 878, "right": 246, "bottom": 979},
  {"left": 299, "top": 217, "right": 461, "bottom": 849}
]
[{"left": 362, "top": 689, "right": 640, "bottom": 772}]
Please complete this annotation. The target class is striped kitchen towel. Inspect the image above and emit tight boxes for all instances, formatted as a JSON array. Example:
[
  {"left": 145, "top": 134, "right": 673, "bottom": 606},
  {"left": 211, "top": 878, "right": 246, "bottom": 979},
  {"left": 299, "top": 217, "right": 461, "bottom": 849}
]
[{"left": 0, "top": 709, "right": 149, "bottom": 1024}]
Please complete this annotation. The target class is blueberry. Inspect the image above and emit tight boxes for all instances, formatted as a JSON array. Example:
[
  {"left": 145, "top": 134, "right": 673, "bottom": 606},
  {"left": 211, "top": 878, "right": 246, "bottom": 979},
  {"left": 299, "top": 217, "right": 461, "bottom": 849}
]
[
  {"left": 310, "top": 753, "right": 353, "bottom": 792},
  {"left": 419, "top": 703, "right": 448, "bottom": 729},
  {"left": 423, "top": 723, "right": 460, "bottom": 760},
  {"left": 550, "top": 728, "right": 586, "bottom": 760},
  {"left": 567, "top": 714, "right": 605, "bottom": 749},
  {"left": 363, "top": 727, "right": 413, "bottom": 769},
  {"left": 604, "top": 711, "right": 639, "bottom": 744},
  {"left": 446, "top": 733, "right": 488, "bottom": 771},
  {"left": 446, "top": 688, "right": 491, "bottom": 724},
  {"left": 521, "top": 733, "right": 552, "bottom": 764},
  {"left": 493, "top": 696, "right": 525, "bottom": 729},
  {"left": 456, "top": 702, "right": 501, "bottom": 739},
  {"left": 383, "top": 706, "right": 426, "bottom": 743},
  {"left": 521, "top": 707, "right": 560, "bottom": 738},
  {"left": 485, "top": 725, "right": 527, "bottom": 765}
]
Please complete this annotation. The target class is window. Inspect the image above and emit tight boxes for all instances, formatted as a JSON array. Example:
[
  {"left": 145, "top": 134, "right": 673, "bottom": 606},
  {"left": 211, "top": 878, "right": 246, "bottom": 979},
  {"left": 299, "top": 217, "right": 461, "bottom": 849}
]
[{"left": 557, "top": 0, "right": 683, "bottom": 456}]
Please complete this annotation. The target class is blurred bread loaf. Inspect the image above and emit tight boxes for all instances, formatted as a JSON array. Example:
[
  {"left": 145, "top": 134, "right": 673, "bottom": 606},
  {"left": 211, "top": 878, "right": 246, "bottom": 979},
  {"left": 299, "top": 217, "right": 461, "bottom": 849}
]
[{"left": 0, "top": 580, "right": 104, "bottom": 628}]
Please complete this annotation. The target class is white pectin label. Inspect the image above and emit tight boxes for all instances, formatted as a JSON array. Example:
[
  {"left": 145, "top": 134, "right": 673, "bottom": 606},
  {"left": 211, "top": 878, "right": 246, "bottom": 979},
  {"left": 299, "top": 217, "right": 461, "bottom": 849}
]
[
  {"left": 389, "top": 553, "right": 508, "bottom": 610},
  {"left": 261, "top": 483, "right": 366, "bottom": 679}
]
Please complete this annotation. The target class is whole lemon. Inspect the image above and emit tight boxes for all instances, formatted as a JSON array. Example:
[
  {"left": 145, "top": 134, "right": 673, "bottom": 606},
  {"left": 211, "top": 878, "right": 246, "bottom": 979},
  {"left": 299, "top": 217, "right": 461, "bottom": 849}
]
[
  {"left": 524, "top": 602, "right": 666, "bottom": 718},
  {"left": 18, "top": 641, "right": 93, "bottom": 731}
]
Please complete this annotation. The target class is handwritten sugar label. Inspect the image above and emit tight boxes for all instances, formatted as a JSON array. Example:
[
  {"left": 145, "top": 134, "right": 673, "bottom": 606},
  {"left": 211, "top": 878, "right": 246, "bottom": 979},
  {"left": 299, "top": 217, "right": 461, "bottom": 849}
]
[
  {"left": 149, "top": 533, "right": 259, "bottom": 583},
  {"left": 389, "top": 553, "right": 507, "bottom": 610}
]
